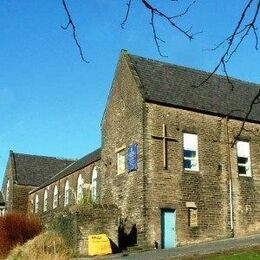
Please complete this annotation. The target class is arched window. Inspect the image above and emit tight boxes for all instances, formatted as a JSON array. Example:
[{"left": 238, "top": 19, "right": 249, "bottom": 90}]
[
  {"left": 53, "top": 185, "right": 58, "bottom": 209},
  {"left": 77, "top": 174, "right": 84, "bottom": 203},
  {"left": 35, "top": 194, "right": 39, "bottom": 213},
  {"left": 43, "top": 190, "right": 48, "bottom": 212},
  {"left": 91, "top": 167, "right": 98, "bottom": 202},
  {"left": 64, "top": 180, "right": 70, "bottom": 206},
  {"left": 6, "top": 180, "right": 10, "bottom": 202}
]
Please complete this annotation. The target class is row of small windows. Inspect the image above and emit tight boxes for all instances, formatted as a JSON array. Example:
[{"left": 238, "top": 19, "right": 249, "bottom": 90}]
[
  {"left": 116, "top": 134, "right": 252, "bottom": 176},
  {"left": 34, "top": 168, "right": 98, "bottom": 213}
]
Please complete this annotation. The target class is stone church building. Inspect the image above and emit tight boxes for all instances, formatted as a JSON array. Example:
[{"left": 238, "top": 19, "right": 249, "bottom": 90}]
[
  {"left": 1, "top": 150, "right": 74, "bottom": 214},
  {"left": 1, "top": 51, "right": 260, "bottom": 251}
]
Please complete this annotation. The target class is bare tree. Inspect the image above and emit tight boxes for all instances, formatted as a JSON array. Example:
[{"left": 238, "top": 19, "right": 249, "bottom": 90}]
[{"left": 61, "top": 0, "right": 260, "bottom": 142}]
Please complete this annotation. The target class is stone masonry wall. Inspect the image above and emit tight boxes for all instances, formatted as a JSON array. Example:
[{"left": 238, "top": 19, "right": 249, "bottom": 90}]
[
  {"left": 1, "top": 157, "right": 13, "bottom": 212},
  {"left": 144, "top": 102, "right": 260, "bottom": 247},
  {"left": 29, "top": 160, "right": 100, "bottom": 214},
  {"left": 228, "top": 119, "right": 260, "bottom": 236},
  {"left": 39, "top": 204, "right": 119, "bottom": 256},
  {"left": 13, "top": 184, "right": 36, "bottom": 214},
  {"left": 101, "top": 52, "right": 147, "bottom": 246},
  {"left": 76, "top": 205, "right": 119, "bottom": 255}
]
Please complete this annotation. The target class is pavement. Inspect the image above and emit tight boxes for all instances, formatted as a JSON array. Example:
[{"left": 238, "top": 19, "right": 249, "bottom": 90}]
[{"left": 77, "top": 233, "right": 260, "bottom": 259}]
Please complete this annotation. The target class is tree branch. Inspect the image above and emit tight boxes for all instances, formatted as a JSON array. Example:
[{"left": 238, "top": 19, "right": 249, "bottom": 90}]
[
  {"left": 121, "top": 0, "right": 132, "bottom": 29},
  {"left": 192, "top": 1, "right": 259, "bottom": 143},
  {"left": 121, "top": 0, "right": 199, "bottom": 57},
  {"left": 232, "top": 89, "right": 260, "bottom": 147},
  {"left": 197, "top": 0, "right": 259, "bottom": 88},
  {"left": 169, "top": 1, "right": 196, "bottom": 19},
  {"left": 61, "top": 0, "right": 88, "bottom": 63}
]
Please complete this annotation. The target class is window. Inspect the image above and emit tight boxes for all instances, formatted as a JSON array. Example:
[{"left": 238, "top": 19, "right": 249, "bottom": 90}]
[
  {"left": 77, "top": 174, "right": 84, "bottom": 203},
  {"left": 0, "top": 208, "right": 5, "bottom": 216},
  {"left": 117, "top": 149, "right": 125, "bottom": 174},
  {"left": 6, "top": 180, "right": 10, "bottom": 202},
  {"left": 91, "top": 167, "right": 98, "bottom": 202},
  {"left": 237, "top": 141, "right": 251, "bottom": 176},
  {"left": 35, "top": 194, "right": 39, "bottom": 213},
  {"left": 183, "top": 133, "right": 199, "bottom": 171},
  {"left": 53, "top": 185, "right": 58, "bottom": 209},
  {"left": 64, "top": 180, "right": 70, "bottom": 206},
  {"left": 43, "top": 190, "right": 48, "bottom": 212}
]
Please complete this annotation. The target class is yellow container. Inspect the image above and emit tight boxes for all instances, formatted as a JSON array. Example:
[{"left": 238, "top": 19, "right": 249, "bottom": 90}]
[{"left": 88, "top": 234, "right": 112, "bottom": 256}]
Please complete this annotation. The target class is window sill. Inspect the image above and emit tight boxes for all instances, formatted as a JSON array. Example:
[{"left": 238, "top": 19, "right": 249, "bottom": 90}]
[
  {"left": 184, "top": 169, "right": 200, "bottom": 174},
  {"left": 238, "top": 174, "right": 252, "bottom": 178}
]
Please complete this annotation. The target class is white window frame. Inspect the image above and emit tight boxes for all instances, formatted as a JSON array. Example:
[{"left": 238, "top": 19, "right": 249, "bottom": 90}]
[
  {"left": 64, "top": 180, "right": 70, "bottom": 206},
  {"left": 91, "top": 167, "right": 98, "bottom": 202},
  {"left": 43, "top": 189, "right": 48, "bottom": 212},
  {"left": 117, "top": 148, "right": 126, "bottom": 175},
  {"left": 77, "top": 174, "right": 84, "bottom": 203},
  {"left": 53, "top": 185, "right": 58, "bottom": 209},
  {"left": 183, "top": 133, "right": 199, "bottom": 171},
  {"left": 237, "top": 141, "right": 251, "bottom": 177},
  {"left": 35, "top": 194, "right": 39, "bottom": 213}
]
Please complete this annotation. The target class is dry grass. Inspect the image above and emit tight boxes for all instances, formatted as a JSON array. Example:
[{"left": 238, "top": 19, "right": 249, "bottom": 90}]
[
  {"left": 6, "top": 231, "right": 72, "bottom": 260},
  {"left": 0, "top": 213, "right": 42, "bottom": 258}
]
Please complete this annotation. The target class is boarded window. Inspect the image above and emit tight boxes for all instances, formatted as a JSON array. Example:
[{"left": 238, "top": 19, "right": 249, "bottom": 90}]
[
  {"left": 117, "top": 149, "right": 126, "bottom": 174},
  {"left": 64, "top": 180, "right": 70, "bottom": 206},
  {"left": 91, "top": 167, "right": 98, "bottom": 202},
  {"left": 53, "top": 185, "right": 58, "bottom": 209},
  {"left": 6, "top": 180, "right": 10, "bottom": 202},
  {"left": 43, "top": 190, "right": 48, "bottom": 212},
  {"left": 77, "top": 174, "right": 84, "bottom": 203},
  {"left": 35, "top": 194, "right": 39, "bottom": 214},
  {"left": 188, "top": 208, "right": 198, "bottom": 227}
]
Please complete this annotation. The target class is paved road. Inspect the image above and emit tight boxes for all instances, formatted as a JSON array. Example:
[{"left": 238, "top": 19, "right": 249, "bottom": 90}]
[{"left": 84, "top": 234, "right": 260, "bottom": 259}]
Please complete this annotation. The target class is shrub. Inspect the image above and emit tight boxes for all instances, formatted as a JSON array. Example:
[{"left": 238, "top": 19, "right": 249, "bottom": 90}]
[
  {"left": 7, "top": 231, "right": 71, "bottom": 260},
  {"left": 0, "top": 213, "right": 42, "bottom": 258},
  {"left": 48, "top": 210, "right": 76, "bottom": 252}
]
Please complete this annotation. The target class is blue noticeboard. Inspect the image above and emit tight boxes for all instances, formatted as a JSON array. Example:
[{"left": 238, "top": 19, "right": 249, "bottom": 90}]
[{"left": 128, "top": 144, "right": 138, "bottom": 172}]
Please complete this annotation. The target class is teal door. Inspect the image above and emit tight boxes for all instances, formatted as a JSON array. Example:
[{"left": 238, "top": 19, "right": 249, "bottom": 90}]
[{"left": 161, "top": 209, "right": 176, "bottom": 249}]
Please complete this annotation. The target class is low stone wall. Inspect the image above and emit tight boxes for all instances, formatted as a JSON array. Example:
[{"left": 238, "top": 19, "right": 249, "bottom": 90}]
[
  {"left": 40, "top": 204, "right": 120, "bottom": 256},
  {"left": 76, "top": 205, "right": 120, "bottom": 255}
]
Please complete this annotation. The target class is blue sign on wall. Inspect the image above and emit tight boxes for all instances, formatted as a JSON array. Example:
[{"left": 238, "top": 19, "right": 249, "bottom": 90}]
[{"left": 128, "top": 144, "right": 138, "bottom": 172}]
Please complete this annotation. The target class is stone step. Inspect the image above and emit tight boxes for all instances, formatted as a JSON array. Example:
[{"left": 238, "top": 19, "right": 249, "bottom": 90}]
[{"left": 126, "top": 245, "right": 150, "bottom": 253}]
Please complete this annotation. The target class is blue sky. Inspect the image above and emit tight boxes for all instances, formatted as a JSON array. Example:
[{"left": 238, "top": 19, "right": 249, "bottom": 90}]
[{"left": 0, "top": 0, "right": 259, "bottom": 187}]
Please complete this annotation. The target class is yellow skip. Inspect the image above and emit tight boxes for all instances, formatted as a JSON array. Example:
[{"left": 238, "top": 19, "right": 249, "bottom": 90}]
[{"left": 88, "top": 234, "right": 112, "bottom": 256}]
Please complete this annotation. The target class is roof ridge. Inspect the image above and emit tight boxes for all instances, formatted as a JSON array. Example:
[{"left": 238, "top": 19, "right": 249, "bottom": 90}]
[
  {"left": 48, "top": 147, "right": 102, "bottom": 181},
  {"left": 128, "top": 53, "right": 260, "bottom": 87},
  {"left": 29, "top": 147, "right": 102, "bottom": 194},
  {"left": 12, "top": 151, "right": 76, "bottom": 161}
]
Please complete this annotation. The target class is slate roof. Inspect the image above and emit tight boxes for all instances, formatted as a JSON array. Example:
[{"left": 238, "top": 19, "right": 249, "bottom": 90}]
[
  {"left": 0, "top": 191, "right": 5, "bottom": 206},
  {"left": 127, "top": 53, "right": 260, "bottom": 122},
  {"left": 11, "top": 152, "right": 75, "bottom": 186},
  {"left": 30, "top": 148, "right": 101, "bottom": 193}
]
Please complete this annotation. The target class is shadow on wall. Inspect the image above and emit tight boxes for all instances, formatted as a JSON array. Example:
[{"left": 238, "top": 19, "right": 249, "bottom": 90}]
[{"left": 118, "top": 218, "right": 137, "bottom": 251}]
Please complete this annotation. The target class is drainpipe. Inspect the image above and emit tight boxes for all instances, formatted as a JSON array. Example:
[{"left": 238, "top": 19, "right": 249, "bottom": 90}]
[{"left": 225, "top": 116, "right": 234, "bottom": 237}]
